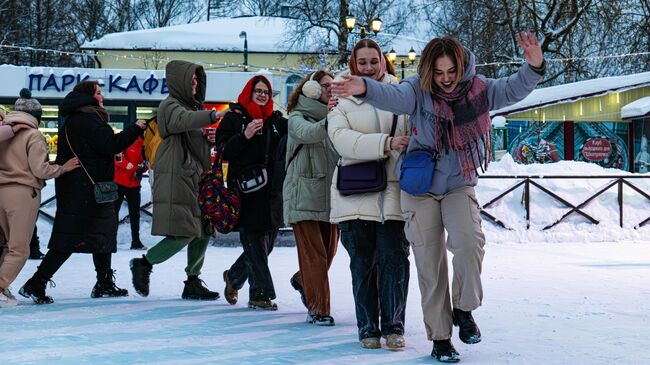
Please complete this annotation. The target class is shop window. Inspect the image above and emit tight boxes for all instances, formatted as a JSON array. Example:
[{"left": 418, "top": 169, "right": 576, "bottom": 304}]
[
  {"left": 136, "top": 106, "right": 157, "bottom": 121},
  {"left": 508, "top": 121, "right": 563, "bottom": 164},
  {"left": 105, "top": 105, "right": 128, "bottom": 131},
  {"left": 634, "top": 120, "right": 650, "bottom": 173},
  {"left": 285, "top": 74, "right": 302, "bottom": 105},
  {"left": 575, "top": 122, "right": 628, "bottom": 171}
]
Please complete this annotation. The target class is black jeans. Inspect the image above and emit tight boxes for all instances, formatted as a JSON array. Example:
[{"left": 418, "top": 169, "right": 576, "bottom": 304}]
[
  {"left": 114, "top": 184, "right": 142, "bottom": 243},
  {"left": 35, "top": 249, "right": 112, "bottom": 281},
  {"left": 228, "top": 227, "right": 278, "bottom": 301},
  {"left": 339, "top": 219, "right": 410, "bottom": 340}
]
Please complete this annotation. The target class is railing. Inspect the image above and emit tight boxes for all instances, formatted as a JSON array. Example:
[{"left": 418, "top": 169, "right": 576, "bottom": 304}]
[{"left": 478, "top": 175, "right": 650, "bottom": 230}]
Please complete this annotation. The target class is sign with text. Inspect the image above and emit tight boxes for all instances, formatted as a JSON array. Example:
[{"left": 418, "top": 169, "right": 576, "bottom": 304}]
[{"left": 582, "top": 137, "right": 612, "bottom": 161}]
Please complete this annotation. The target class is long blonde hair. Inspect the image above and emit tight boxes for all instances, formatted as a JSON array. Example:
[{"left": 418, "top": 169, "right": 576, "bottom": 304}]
[{"left": 418, "top": 37, "right": 466, "bottom": 93}]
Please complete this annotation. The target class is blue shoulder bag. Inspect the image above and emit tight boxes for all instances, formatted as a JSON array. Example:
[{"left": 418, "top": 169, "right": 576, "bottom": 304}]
[{"left": 399, "top": 150, "right": 438, "bottom": 195}]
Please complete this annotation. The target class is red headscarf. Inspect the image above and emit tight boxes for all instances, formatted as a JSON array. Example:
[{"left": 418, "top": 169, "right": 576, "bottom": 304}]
[{"left": 237, "top": 75, "right": 274, "bottom": 120}]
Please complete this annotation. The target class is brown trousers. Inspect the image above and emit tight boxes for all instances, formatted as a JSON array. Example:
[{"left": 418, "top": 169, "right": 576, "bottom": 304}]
[
  {"left": 292, "top": 220, "right": 339, "bottom": 316},
  {"left": 0, "top": 184, "right": 40, "bottom": 290}
]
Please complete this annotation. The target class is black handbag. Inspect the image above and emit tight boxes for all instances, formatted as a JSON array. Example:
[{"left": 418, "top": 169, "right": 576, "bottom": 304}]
[
  {"left": 236, "top": 123, "right": 273, "bottom": 194},
  {"left": 65, "top": 126, "right": 119, "bottom": 204},
  {"left": 336, "top": 114, "right": 398, "bottom": 196}
]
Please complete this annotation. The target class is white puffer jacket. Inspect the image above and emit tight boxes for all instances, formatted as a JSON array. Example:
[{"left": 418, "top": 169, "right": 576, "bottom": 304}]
[{"left": 327, "top": 72, "right": 408, "bottom": 224}]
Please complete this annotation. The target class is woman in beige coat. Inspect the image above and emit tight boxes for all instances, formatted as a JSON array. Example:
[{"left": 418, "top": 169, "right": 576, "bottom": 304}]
[
  {"left": 0, "top": 105, "right": 78, "bottom": 307},
  {"left": 327, "top": 39, "right": 410, "bottom": 350}
]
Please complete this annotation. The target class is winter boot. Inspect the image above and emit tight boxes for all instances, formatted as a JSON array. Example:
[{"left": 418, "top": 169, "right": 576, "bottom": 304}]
[
  {"left": 453, "top": 308, "right": 482, "bottom": 344},
  {"left": 223, "top": 270, "right": 238, "bottom": 305},
  {"left": 130, "top": 240, "right": 146, "bottom": 250},
  {"left": 130, "top": 255, "right": 152, "bottom": 297},
  {"left": 182, "top": 276, "right": 220, "bottom": 300},
  {"left": 0, "top": 288, "right": 18, "bottom": 307},
  {"left": 290, "top": 273, "right": 307, "bottom": 309},
  {"left": 91, "top": 270, "right": 129, "bottom": 298},
  {"left": 383, "top": 334, "right": 406, "bottom": 349},
  {"left": 431, "top": 339, "right": 460, "bottom": 363},
  {"left": 19, "top": 275, "right": 54, "bottom": 304},
  {"left": 247, "top": 299, "right": 278, "bottom": 311},
  {"left": 28, "top": 233, "right": 45, "bottom": 260},
  {"left": 306, "top": 313, "right": 335, "bottom": 326},
  {"left": 359, "top": 337, "right": 381, "bottom": 349}
]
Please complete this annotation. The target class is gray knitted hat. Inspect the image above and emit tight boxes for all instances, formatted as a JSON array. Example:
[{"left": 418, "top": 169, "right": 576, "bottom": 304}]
[{"left": 14, "top": 88, "right": 42, "bottom": 116}]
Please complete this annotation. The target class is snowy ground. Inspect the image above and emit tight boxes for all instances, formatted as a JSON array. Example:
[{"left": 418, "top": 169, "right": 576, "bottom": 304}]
[
  {"left": 4, "top": 157, "right": 650, "bottom": 364},
  {"left": 4, "top": 243, "right": 650, "bottom": 364}
]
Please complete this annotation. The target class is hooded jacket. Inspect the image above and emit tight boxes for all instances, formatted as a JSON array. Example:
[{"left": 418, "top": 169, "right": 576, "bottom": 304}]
[
  {"left": 0, "top": 112, "right": 66, "bottom": 189},
  {"left": 327, "top": 71, "right": 408, "bottom": 224},
  {"left": 283, "top": 95, "right": 338, "bottom": 224},
  {"left": 151, "top": 60, "right": 214, "bottom": 238},
  {"left": 361, "top": 50, "right": 543, "bottom": 195}
]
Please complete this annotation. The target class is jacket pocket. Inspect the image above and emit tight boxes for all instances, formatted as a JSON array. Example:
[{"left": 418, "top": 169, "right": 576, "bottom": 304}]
[
  {"left": 402, "top": 211, "right": 425, "bottom": 247},
  {"left": 296, "top": 175, "right": 326, "bottom": 212}
]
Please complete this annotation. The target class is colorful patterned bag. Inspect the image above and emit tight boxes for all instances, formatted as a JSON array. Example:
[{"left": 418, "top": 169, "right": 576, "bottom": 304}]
[{"left": 198, "top": 144, "right": 240, "bottom": 234}]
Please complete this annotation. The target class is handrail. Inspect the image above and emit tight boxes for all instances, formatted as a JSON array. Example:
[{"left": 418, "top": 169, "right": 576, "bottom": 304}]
[{"left": 478, "top": 174, "right": 650, "bottom": 230}]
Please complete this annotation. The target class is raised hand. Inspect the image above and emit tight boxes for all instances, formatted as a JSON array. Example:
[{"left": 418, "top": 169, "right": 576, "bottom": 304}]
[
  {"left": 330, "top": 75, "right": 366, "bottom": 98},
  {"left": 516, "top": 31, "right": 544, "bottom": 68}
]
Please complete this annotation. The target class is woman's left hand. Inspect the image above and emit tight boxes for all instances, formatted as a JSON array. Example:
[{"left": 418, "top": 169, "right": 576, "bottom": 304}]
[{"left": 516, "top": 31, "right": 544, "bottom": 68}]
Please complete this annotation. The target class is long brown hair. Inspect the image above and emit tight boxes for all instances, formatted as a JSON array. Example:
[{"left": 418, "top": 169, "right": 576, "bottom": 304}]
[
  {"left": 286, "top": 70, "right": 334, "bottom": 113},
  {"left": 73, "top": 80, "right": 100, "bottom": 97},
  {"left": 418, "top": 37, "right": 465, "bottom": 93},
  {"left": 349, "top": 39, "right": 386, "bottom": 78},
  {"left": 384, "top": 54, "right": 396, "bottom": 76}
]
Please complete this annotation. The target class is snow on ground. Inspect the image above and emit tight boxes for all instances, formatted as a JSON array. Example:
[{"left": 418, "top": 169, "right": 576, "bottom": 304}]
[
  {"left": 3, "top": 243, "right": 650, "bottom": 364},
  {"left": 4, "top": 157, "right": 650, "bottom": 364}
]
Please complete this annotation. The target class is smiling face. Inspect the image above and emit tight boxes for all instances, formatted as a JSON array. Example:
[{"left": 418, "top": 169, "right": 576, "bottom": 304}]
[
  {"left": 252, "top": 81, "right": 270, "bottom": 106},
  {"left": 433, "top": 55, "right": 459, "bottom": 93},
  {"left": 354, "top": 47, "right": 382, "bottom": 80},
  {"left": 93, "top": 85, "right": 104, "bottom": 107},
  {"left": 318, "top": 75, "right": 334, "bottom": 104}
]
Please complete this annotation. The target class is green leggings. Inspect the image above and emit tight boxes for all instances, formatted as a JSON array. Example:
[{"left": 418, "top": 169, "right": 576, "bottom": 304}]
[{"left": 145, "top": 236, "right": 209, "bottom": 276}]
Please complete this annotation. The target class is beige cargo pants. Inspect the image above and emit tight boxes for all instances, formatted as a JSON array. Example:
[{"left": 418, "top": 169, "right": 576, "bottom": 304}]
[
  {"left": 401, "top": 186, "right": 485, "bottom": 340},
  {"left": 0, "top": 184, "right": 40, "bottom": 290}
]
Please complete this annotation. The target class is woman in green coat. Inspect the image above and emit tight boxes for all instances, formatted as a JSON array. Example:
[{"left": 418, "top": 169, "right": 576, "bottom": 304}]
[{"left": 283, "top": 71, "right": 339, "bottom": 326}]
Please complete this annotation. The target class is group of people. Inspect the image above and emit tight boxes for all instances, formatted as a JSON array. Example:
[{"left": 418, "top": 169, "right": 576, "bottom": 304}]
[{"left": 0, "top": 33, "right": 545, "bottom": 362}]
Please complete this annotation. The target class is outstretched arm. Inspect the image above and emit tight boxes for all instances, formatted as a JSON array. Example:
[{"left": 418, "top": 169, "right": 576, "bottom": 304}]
[
  {"left": 331, "top": 75, "right": 417, "bottom": 116},
  {"left": 487, "top": 31, "right": 545, "bottom": 111}
]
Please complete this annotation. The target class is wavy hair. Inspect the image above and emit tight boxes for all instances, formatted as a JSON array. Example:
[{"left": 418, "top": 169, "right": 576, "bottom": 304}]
[{"left": 418, "top": 36, "right": 466, "bottom": 93}]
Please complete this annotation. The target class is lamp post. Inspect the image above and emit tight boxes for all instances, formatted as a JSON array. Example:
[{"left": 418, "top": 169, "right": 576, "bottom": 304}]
[
  {"left": 345, "top": 14, "right": 382, "bottom": 39},
  {"left": 387, "top": 47, "right": 418, "bottom": 80},
  {"left": 239, "top": 31, "right": 248, "bottom": 71}
]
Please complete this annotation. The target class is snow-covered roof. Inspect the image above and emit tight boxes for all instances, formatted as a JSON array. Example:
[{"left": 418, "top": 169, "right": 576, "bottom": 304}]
[
  {"left": 621, "top": 96, "right": 650, "bottom": 119},
  {"left": 82, "top": 16, "right": 423, "bottom": 55},
  {"left": 491, "top": 71, "right": 650, "bottom": 116}
]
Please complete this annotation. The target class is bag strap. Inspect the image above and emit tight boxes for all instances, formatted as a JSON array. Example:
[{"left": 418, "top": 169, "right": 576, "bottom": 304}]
[
  {"left": 286, "top": 144, "right": 304, "bottom": 169},
  {"left": 65, "top": 125, "right": 96, "bottom": 185},
  {"left": 390, "top": 114, "right": 398, "bottom": 137}
]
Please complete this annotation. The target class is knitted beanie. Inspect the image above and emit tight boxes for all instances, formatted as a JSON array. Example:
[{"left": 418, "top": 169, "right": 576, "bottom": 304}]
[{"left": 14, "top": 88, "right": 43, "bottom": 118}]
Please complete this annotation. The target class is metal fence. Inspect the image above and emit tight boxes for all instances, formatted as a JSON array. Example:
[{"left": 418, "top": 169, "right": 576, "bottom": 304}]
[{"left": 478, "top": 175, "right": 650, "bottom": 230}]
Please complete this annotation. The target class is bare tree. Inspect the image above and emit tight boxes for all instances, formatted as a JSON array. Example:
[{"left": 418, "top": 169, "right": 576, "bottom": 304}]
[{"left": 135, "top": 0, "right": 207, "bottom": 28}]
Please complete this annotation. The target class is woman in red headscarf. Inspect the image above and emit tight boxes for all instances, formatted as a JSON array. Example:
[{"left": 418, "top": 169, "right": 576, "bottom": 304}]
[{"left": 215, "top": 74, "right": 287, "bottom": 311}]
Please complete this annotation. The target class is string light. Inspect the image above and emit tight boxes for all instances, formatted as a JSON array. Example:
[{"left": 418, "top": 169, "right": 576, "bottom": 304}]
[{"left": 3, "top": 43, "right": 650, "bottom": 75}]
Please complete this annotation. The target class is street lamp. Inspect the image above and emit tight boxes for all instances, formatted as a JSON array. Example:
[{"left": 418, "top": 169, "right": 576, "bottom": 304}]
[
  {"left": 239, "top": 31, "right": 248, "bottom": 71},
  {"left": 386, "top": 47, "right": 418, "bottom": 80},
  {"left": 345, "top": 14, "right": 382, "bottom": 39}
]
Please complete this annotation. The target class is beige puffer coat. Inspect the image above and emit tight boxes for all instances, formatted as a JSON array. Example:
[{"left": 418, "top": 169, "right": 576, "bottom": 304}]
[{"left": 327, "top": 72, "right": 408, "bottom": 224}]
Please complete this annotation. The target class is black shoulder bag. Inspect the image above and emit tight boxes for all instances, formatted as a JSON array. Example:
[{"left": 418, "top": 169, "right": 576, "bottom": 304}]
[{"left": 65, "top": 126, "right": 118, "bottom": 204}]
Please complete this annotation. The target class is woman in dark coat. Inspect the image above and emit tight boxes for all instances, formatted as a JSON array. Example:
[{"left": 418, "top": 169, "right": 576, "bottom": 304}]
[
  {"left": 19, "top": 81, "right": 146, "bottom": 304},
  {"left": 216, "top": 75, "right": 287, "bottom": 310}
]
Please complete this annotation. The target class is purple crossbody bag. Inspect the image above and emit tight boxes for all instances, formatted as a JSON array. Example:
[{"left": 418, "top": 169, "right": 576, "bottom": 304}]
[{"left": 336, "top": 114, "right": 398, "bottom": 196}]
